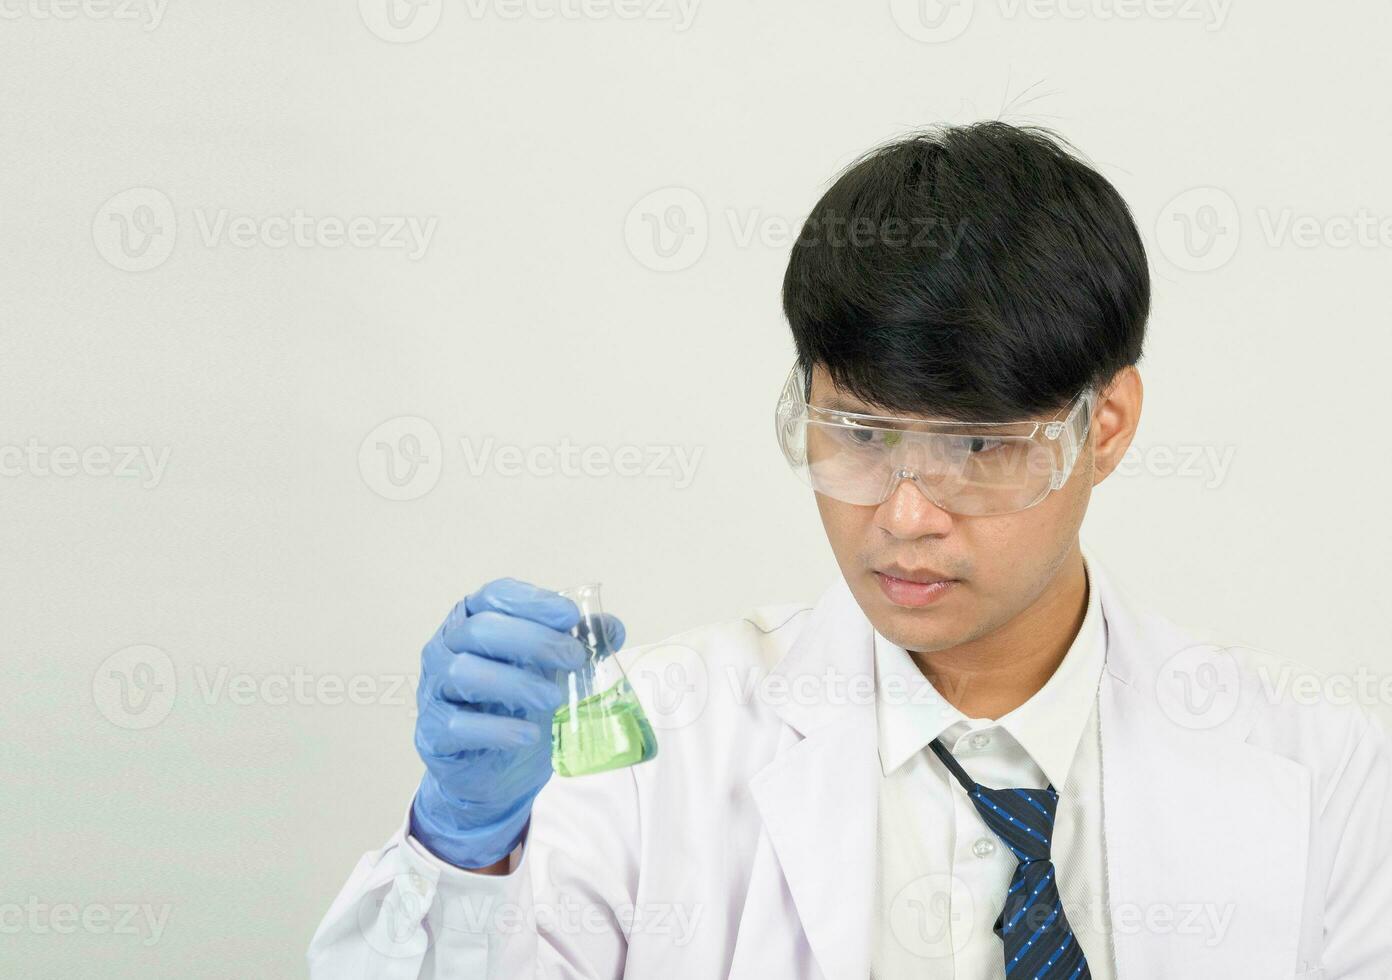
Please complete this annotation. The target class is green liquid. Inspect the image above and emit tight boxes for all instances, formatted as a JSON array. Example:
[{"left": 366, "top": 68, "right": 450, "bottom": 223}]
[{"left": 552, "top": 681, "right": 658, "bottom": 777}]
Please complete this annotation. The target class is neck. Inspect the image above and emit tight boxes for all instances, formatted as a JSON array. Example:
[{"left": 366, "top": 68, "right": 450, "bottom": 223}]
[{"left": 909, "top": 543, "right": 1088, "bottom": 720}]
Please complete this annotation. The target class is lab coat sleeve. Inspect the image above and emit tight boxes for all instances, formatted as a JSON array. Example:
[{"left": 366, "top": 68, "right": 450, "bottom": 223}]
[
  {"left": 308, "top": 765, "right": 642, "bottom": 979},
  {"left": 1318, "top": 708, "right": 1392, "bottom": 979}
]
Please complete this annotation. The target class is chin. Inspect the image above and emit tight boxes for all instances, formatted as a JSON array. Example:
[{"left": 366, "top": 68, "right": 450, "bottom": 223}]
[{"left": 872, "top": 602, "right": 960, "bottom": 651}]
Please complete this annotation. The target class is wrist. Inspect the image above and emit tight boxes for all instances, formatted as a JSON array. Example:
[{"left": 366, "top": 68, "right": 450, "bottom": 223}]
[{"left": 410, "top": 778, "right": 533, "bottom": 870}]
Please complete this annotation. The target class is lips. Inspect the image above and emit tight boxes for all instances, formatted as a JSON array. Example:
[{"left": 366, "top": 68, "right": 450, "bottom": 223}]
[
  {"left": 876, "top": 564, "right": 955, "bottom": 585},
  {"left": 874, "top": 567, "right": 959, "bottom": 607}
]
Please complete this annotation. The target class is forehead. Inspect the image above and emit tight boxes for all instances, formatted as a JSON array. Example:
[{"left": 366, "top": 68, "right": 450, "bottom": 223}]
[{"left": 806, "top": 363, "right": 928, "bottom": 418}]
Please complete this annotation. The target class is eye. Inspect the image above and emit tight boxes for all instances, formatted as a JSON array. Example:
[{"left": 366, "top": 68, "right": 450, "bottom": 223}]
[
  {"left": 831, "top": 422, "right": 896, "bottom": 449},
  {"left": 967, "top": 436, "right": 1005, "bottom": 454}
]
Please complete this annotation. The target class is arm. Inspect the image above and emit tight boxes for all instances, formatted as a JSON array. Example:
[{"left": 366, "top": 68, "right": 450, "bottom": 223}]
[
  {"left": 307, "top": 761, "right": 642, "bottom": 979},
  {"left": 1320, "top": 709, "right": 1392, "bottom": 978},
  {"left": 307, "top": 578, "right": 640, "bottom": 979},
  {"left": 306, "top": 809, "right": 527, "bottom": 978}
]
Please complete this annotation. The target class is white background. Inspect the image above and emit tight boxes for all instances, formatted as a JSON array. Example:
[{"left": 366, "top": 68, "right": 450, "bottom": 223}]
[{"left": 4, "top": 0, "right": 1391, "bottom": 975}]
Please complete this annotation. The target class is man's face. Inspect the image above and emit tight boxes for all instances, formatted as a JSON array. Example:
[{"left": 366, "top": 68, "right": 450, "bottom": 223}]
[{"left": 809, "top": 364, "right": 1104, "bottom": 655}]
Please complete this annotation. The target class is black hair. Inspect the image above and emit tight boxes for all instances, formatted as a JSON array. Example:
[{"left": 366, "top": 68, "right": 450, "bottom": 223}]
[{"left": 782, "top": 121, "right": 1149, "bottom": 420}]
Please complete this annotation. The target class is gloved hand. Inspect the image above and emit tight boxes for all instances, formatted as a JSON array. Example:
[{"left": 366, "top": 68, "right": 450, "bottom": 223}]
[{"left": 409, "top": 577, "right": 626, "bottom": 869}]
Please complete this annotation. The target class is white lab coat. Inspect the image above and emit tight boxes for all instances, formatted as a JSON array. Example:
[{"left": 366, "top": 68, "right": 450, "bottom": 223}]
[{"left": 309, "top": 547, "right": 1392, "bottom": 979}]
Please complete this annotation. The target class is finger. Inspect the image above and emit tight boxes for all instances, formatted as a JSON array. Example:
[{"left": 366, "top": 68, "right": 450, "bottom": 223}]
[
  {"left": 461, "top": 578, "right": 581, "bottom": 631},
  {"left": 420, "top": 628, "right": 566, "bottom": 704},
  {"left": 415, "top": 702, "right": 542, "bottom": 757},
  {"left": 598, "top": 613, "right": 625, "bottom": 652},
  {"left": 440, "top": 650, "right": 566, "bottom": 713},
  {"left": 441, "top": 611, "right": 589, "bottom": 671}
]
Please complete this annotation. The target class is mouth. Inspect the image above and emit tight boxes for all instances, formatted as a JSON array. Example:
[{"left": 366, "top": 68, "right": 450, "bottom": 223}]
[{"left": 873, "top": 569, "right": 959, "bottom": 608}]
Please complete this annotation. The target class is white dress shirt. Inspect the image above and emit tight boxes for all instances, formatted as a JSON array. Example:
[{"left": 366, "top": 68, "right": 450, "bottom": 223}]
[{"left": 872, "top": 557, "right": 1117, "bottom": 979}]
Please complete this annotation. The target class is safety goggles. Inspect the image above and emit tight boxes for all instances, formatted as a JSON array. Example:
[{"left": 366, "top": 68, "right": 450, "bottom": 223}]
[{"left": 774, "top": 363, "right": 1096, "bottom": 516}]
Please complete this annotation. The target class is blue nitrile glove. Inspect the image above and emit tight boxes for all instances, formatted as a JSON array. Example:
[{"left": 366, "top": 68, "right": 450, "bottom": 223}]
[{"left": 409, "top": 578, "right": 626, "bottom": 869}]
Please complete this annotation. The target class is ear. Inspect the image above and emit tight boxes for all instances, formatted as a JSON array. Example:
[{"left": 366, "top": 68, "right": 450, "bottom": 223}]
[{"left": 1089, "top": 366, "right": 1143, "bottom": 485}]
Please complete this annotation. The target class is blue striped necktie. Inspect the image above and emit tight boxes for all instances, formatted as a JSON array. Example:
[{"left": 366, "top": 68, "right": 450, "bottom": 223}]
[{"left": 929, "top": 737, "right": 1092, "bottom": 979}]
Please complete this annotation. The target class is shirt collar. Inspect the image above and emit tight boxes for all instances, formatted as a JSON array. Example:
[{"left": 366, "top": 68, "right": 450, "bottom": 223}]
[{"left": 873, "top": 553, "right": 1106, "bottom": 788}]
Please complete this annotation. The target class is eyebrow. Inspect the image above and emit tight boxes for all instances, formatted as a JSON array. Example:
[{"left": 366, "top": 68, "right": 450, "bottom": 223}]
[
  {"left": 815, "top": 396, "right": 951, "bottom": 423},
  {"left": 815, "top": 390, "right": 936, "bottom": 417}
]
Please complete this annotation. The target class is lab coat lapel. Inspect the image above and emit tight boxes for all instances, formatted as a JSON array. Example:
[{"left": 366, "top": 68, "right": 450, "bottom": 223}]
[
  {"left": 735, "top": 576, "right": 879, "bottom": 980},
  {"left": 1092, "top": 559, "right": 1311, "bottom": 978}
]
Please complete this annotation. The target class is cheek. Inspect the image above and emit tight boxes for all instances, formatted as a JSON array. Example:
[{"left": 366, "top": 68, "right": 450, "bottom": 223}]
[
  {"left": 814, "top": 495, "right": 874, "bottom": 561},
  {"left": 970, "top": 487, "right": 1086, "bottom": 591}
]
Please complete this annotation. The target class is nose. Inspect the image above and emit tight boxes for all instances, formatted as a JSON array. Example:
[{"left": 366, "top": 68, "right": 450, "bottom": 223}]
[{"left": 875, "top": 468, "right": 955, "bottom": 536}]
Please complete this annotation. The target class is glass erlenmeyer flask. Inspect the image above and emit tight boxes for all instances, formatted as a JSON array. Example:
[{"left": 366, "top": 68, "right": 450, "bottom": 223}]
[{"left": 552, "top": 583, "right": 658, "bottom": 777}]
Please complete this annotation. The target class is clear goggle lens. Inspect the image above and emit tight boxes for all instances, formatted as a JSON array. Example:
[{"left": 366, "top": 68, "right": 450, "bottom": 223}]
[{"left": 775, "top": 367, "right": 1094, "bottom": 517}]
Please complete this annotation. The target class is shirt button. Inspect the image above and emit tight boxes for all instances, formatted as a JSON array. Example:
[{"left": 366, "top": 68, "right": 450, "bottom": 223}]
[
  {"left": 408, "top": 872, "right": 429, "bottom": 895},
  {"left": 973, "top": 838, "right": 997, "bottom": 858},
  {"left": 969, "top": 733, "right": 992, "bottom": 751}
]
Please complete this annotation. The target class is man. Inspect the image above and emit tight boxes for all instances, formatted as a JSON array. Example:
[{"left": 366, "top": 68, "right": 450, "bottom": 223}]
[{"left": 309, "top": 122, "right": 1391, "bottom": 978}]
